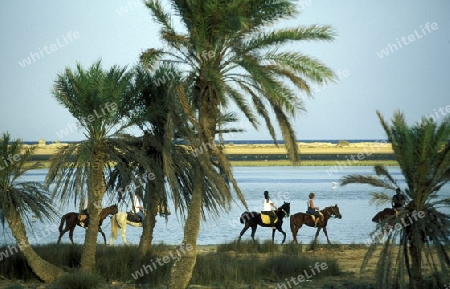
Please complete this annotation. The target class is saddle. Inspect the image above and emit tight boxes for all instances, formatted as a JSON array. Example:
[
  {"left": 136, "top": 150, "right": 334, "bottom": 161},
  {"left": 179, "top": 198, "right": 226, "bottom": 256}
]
[
  {"left": 78, "top": 214, "right": 88, "bottom": 227},
  {"left": 306, "top": 211, "right": 323, "bottom": 222},
  {"left": 127, "top": 212, "right": 141, "bottom": 223},
  {"left": 260, "top": 211, "right": 278, "bottom": 225}
]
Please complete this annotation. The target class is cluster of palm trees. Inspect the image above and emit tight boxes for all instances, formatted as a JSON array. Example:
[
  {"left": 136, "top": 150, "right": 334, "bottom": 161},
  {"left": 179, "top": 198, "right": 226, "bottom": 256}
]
[
  {"left": 1, "top": 1, "right": 448, "bottom": 288},
  {"left": 1, "top": 0, "right": 336, "bottom": 287}
]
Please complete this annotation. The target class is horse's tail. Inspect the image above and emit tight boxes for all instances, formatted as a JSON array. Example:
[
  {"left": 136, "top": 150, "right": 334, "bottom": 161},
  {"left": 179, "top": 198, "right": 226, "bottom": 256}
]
[
  {"left": 58, "top": 214, "right": 67, "bottom": 232},
  {"left": 240, "top": 212, "right": 246, "bottom": 224},
  {"left": 111, "top": 214, "right": 118, "bottom": 240},
  {"left": 290, "top": 213, "right": 301, "bottom": 231}
]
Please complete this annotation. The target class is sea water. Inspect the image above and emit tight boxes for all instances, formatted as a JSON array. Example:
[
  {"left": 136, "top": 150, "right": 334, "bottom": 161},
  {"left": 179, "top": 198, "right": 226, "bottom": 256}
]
[{"left": 1, "top": 166, "right": 448, "bottom": 246}]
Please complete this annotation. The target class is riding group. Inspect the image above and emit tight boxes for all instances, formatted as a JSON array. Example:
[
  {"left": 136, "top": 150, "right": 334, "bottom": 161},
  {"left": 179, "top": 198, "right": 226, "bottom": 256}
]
[
  {"left": 57, "top": 188, "right": 406, "bottom": 245},
  {"left": 58, "top": 191, "right": 149, "bottom": 245},
  {"left": 238, "top": 189, "right": 406, "bottom": 244}
]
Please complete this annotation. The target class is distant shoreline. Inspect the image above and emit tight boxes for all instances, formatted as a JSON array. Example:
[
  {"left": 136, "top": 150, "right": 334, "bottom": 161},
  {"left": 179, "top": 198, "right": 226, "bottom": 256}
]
[{"left": 27, "top": 141, "right": 396, "bottom": 166}]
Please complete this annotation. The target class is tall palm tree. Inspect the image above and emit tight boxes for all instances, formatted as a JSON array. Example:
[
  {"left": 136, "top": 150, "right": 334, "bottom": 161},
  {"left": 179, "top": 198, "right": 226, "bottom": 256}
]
[
  {"left": 109, "top": 65, "right": 240, "bottom": 255},
  {"left": 341, "top": 111, "right": 450, "bottom": 289},
  {"left": 0, "top": 132, "right": 65, "bottom": 283},
  {"left": 46, "top": 60, "right": 153, "bottom": 271},
  {"left": 142, "top": 0, "right": 336, "bottom": 287}
]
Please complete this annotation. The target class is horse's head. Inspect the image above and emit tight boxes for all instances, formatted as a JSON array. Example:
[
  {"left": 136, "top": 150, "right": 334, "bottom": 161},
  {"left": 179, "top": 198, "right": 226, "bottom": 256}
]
[
  {"left": 330, "top": 204, "right": 342, "bottom": 219},
  {"left": 279, "top": 202, "right": 290, "bottom": 218}
]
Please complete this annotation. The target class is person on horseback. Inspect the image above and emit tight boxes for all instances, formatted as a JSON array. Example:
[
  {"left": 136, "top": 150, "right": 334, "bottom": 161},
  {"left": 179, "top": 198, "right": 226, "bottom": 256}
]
[
  {"left": 261, "top": 190, "right": 278, "bottom": 226},
  {"left": 79, "top": 198, "right": 89, "bottom": 227},
  {"left": 392, "top": 188, "right": 406, "bottom": 210},
  {"left": 133, "top": 191, "right": 145, "bottom": 227},
  {"left": 307, "top": 192, "right": 323, "bottom": 227}
]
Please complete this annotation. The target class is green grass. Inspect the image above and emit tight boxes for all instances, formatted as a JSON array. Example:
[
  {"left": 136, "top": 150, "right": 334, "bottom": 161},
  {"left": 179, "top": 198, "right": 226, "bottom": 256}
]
[
  {"left": 52, "top": 271, "right": 106, "bottom": 289},
  {"left": 0, "top": 243, "right": 341, "bottom": 286}
]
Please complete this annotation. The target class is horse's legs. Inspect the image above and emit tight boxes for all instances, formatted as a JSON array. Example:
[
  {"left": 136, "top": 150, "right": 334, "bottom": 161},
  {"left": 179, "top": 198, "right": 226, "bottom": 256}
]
[
  {"left": 291, "top": 224, "right": 301, "bottom": 244},
  {"left": 121, "top": 225, "right": 129, "bottom": 245},
  {"left": 238, "top": 223, "right": 251, "bottom": 241},
  {"left": 57, "top": 226, "right": 67, "bottom": 244},
  {"left": 276, "top": 226, "right": 287, "bottom": 244},
  {"left": 323, "top": 226, "right": 331, "bottom": 244},
  {"left": 57, "top": 231, "right": 64, "bottom": 244},
  {"left": 99, "top": 228, "right": 106, "bottom": 245},
  {"left": 314, "top": 227, "right": 322, "bottom": 243},
  {"left": 69, "top": 227, "right": 75, "bottom": 244},
  {"left": 57, "top": 222, "right": 73, "bottom": 244},
  {"left": 250, "top": 225, "right": 257, "bottom": 242}
]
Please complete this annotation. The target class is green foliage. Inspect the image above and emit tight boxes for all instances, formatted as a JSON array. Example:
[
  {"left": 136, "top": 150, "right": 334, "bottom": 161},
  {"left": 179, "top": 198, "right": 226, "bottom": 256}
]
[
  {"left": 0, "top": 132, "right": 57, "bottom": 226},
  {"left": 341, "top": 110, "right": 450, "bottom": 288},
  {"left": 52, "top": 271, "right": 106, "bottom": 289},
  {"left": 3, "top": 285, "right": 25, "bottom": 289},
  {"left": 0, "top": 243, "right": 340, "bottom": 286},
  {"left": 192, "top": 250, "right": 340, "bottom": 285}
]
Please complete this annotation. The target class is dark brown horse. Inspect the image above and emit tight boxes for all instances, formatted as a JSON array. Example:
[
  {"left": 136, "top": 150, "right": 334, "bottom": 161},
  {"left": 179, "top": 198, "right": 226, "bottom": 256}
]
[
  {"left": 290, "top": 205, "right": 342, "bottom": 244},
  {"left": 57, "top": 204, "right": 118, "bottom": 244},
  {"left": 372, "top": 208, "right": 397, "bottom": 223},
  {"left": 238, "top": 202, "right": 290, "bottom": 244}
]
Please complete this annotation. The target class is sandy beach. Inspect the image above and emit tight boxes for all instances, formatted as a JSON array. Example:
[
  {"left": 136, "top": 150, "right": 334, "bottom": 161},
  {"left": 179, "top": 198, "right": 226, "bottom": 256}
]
[
  {"left": 223, "top": 141, "right": 393, "bottom": 155},
  {"left": 28, "top": 141, "right": 393, "bottom": 157}
]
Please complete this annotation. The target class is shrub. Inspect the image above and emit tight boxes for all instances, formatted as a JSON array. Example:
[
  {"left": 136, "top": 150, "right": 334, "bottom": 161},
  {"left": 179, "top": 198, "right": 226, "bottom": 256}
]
[{"left": 52, "top": 271, "right": 106, "bottom": 289}]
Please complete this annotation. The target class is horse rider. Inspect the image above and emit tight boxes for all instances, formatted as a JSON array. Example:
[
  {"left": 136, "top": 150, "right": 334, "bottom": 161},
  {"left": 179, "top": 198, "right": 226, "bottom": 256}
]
[
  {"left": 307, "top": 192, "right": 323, "bottom": 227},
  {"left": 79, "top": 198, "right": 89, "bottom": 227},
  {"left": 262, "top": 191, "right": 278, "bottom": 226},
  {"left": 392, "top": 188, "right": 406, "bottom": 210},
  {"left": 133, "top": 191, "right": 145, "bottom": 227}
]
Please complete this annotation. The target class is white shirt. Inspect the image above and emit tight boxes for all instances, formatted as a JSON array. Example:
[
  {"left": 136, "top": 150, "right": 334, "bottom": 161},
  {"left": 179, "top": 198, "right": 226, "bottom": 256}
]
[
  {"left": 133, "top": 195, "right": 143, "bottom": 213},
  {"left": 262, "top": 199, "right": 273, "bottom": 211}
]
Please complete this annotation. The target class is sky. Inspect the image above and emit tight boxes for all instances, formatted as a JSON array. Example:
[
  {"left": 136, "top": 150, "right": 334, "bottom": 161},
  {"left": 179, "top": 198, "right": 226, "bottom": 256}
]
[{"left": 0, "top": 0, "right": 449, "bottom": 142}]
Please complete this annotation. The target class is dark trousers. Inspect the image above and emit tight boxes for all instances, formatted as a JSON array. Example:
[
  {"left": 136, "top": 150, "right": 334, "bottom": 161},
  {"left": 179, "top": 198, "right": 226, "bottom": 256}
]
[
  {"left": 262, "top": 211, "right": 276, "bottom": 225},
  {"left": 136, "top": 210, "right": 145, "bottom": 226}
]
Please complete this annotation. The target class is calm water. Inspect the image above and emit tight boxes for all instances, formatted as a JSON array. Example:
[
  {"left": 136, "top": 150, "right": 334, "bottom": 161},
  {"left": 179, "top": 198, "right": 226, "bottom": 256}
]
[{"left": 1, "top": 166, "right": 448, "bottom": 246}]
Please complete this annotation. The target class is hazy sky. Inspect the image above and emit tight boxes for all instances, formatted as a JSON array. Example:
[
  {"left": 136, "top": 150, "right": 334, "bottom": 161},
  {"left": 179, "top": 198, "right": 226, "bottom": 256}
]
[{"left": 1, "top": 1, "right": 449, "bottom": 142}]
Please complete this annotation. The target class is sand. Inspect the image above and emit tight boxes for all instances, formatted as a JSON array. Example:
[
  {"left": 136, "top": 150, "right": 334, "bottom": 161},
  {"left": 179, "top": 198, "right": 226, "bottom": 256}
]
[{"left": 28, "top": 141, "right": 393, "bottom": 156}]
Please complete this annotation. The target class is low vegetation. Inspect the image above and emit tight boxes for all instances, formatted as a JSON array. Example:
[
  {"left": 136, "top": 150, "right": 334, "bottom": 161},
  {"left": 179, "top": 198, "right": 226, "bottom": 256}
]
[{"left": 0, "top": 242, "right": 341, "bottom": 287}]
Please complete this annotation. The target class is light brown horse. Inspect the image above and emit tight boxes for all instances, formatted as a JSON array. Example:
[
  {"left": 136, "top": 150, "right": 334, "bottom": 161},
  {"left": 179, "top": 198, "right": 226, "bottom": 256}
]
[
  {"left": 290, "top": 205, "right": 342, "bottom": 244},
  {"left": 57, "top": 204, "right": 118, "bottom": 244}
]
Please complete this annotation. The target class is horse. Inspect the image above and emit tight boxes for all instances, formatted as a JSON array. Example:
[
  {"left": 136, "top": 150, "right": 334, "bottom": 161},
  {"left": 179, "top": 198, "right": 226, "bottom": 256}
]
[
  {"left": 290, "top": 205, "right": 342, "bottom": 244},
  {"left": 57, "top": 204, "right": 118, "bottom": 244},
  {"left": 372, "top": 207, "right": 397, "bottom": 223},
  {"left": 109, "top": 203, "right": 172, "bottom": 245},
  {"left": 109, "top": 211, "right": 143, "bottom": 245},
  {"left": 238, "top": 202, "right": 291, "bottom": 244}
]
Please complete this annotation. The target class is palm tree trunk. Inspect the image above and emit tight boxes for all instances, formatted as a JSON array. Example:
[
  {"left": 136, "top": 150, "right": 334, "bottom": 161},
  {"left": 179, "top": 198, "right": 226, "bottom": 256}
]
[
  {"left": 168, "top": 169, "right": 203, "bottom": 288},
  {"left": 409, "top": 242, "right": 424, "bottom": 289},
  {"left": 80, "top": 152, "right": 105, "bottom": 271},
  {"left": 138, "top": 179, "right": 160, "bottom": 255},
  {"left": 7, "top": 211, "right": 65, "bottom": 283}
]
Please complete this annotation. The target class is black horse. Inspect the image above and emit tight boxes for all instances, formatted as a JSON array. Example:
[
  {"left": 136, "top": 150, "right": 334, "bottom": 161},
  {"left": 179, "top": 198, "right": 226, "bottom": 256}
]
[{"left": 238, "top": 202, "right": 290, "bottom": 244}]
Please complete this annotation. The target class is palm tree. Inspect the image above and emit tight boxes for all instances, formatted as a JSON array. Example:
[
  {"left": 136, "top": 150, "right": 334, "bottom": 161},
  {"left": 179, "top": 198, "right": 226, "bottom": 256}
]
[
  {"left": 0, "top": 132, "right": 65, "bottom": 283},
  {"left": 109, "top": 65, "right": 240, "bottom": 255},
  {"left": 46, "top": 60, "right": 153, "bottom": 271},
  {"left": 341, "top": 110, "right": 450, "bottom": 289},
  {"left": 142, "top": 0, "right": 336, "bottom": 287}
]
